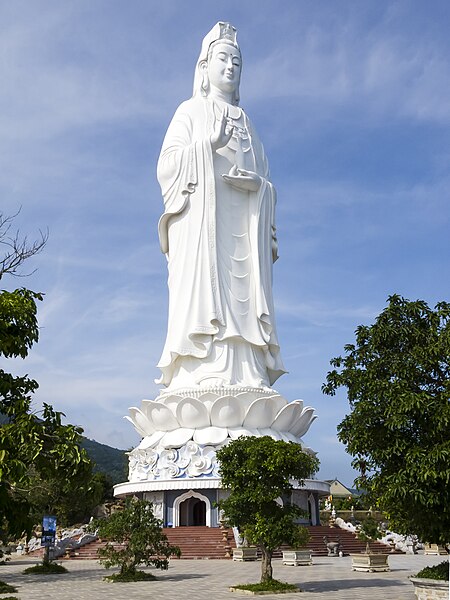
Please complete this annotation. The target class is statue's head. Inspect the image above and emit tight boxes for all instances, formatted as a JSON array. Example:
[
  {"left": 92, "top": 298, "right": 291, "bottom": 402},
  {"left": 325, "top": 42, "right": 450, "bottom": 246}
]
[{"left": 193, "top": 22, "right": 241, "bottom": 105}]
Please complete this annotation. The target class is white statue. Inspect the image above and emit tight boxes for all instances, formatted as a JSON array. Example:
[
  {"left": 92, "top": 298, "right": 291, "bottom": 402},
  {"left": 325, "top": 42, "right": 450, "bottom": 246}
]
[
  {"left": 156, "top": 22, "right": 286, "bottom": 391},
  {"left": 124, "top": 23, "right": 317, "bottom": 484}
]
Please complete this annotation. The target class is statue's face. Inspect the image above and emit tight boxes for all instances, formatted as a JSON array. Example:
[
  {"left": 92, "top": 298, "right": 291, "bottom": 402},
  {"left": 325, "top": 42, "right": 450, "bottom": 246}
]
[{"left": 206, "top": 42, "right": 241, "bottom": 95}]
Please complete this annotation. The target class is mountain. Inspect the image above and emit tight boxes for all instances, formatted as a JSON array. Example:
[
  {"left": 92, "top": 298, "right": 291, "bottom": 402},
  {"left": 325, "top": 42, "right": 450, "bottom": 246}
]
[{"left": 81, "top": 438, "right": 128, "bottom": 484}]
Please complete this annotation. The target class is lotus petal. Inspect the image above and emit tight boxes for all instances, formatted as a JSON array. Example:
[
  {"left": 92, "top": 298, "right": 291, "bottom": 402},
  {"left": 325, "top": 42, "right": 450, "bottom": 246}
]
[
  {"left": 278, "top": 431, "right": 298, "bottom": 443},
  {"left": 243, "top": 396, "right": 286, "bottom": 428},
  {"left": 193, "top": 426, "right": 228, "bottom": 446},
  {"left": 160, "top": 428, "right": 194, "bottom": 448},
  {"left": 234, "top": 391, "right": 263, "bottom": 410},
  {"left": 197, "top": 392, "right": 219, "bottom": 412},
  {"left": 139, "top": 400, "right": 161, "bottom": 432},
  {"left": 289, "top": 407, "right": 317, "bottom": 438},
  {"left": 145, "top": 400, "right": 179, "bottom": 431},
  {"left": 128, "top": 407, "right": 154, "bottom": 436},
  {"left": 265, "top": 393, "right": 289, "bottom": 405},
  {"left": 271, "top": 401, "right": 304, "bottom": 432},
  {"left": 156, "top": 394, "right": 184, "bottom": 413},
  {"left": 137, "top": 431, "right": 165, "bottom": 449},
  {"left": 228, "top": 427, "right": 259, "bottom": 440},
  {"left": 210, "top": 395, "right": 244, "bottom": 427},
  {"left": 258, "top": 427, "right": 283, "bottom": 440},
  {"left": 176, "top": 397, "right": 210, "bottom": 428},
  {"left": 124, "top": 415, "right": 147, "bottom": 438}
]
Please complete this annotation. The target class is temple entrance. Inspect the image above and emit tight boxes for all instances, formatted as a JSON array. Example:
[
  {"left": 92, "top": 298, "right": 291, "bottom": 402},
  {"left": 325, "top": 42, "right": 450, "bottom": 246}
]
[
  {"left": 179, "top": 497, "right": 206, "bottom": 526},
  {"left": 173, "top": 490, "right": 212, "bottom": 526}
]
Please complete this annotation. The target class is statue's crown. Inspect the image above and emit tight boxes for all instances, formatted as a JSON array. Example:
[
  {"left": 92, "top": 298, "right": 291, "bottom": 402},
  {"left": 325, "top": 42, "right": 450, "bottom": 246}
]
[{"left": 219, "top": 22, "right": 237, "bottom": 45}]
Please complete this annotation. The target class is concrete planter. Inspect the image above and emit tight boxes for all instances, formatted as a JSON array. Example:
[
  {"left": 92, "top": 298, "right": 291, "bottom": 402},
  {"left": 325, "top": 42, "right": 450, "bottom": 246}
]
[
  {"left": 423, "top": 544, "right": 448, "bottom": 556},
  {"left": 282, "top": 549, "right": 312, "bottom": 566},
  {"left": 350, "top": 553, "right": 390, "bottom": 572},
  {"left": 232, "top": 547, "right": 259, "bottom": 561},
  {"left": 410, "top": 577, "right": 449, "bottom": 600}
]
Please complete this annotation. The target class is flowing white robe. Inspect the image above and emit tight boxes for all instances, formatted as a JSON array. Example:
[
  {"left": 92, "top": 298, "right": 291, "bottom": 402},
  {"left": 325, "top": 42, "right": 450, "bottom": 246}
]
[{"left": 156, "top": 97, "right": 286, "bottom": 390}]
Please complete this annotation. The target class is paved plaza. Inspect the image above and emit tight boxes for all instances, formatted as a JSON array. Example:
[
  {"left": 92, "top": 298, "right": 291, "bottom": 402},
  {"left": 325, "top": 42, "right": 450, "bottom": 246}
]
[{"left": 0, "top": 554, "right": 447, "bottom": 600}]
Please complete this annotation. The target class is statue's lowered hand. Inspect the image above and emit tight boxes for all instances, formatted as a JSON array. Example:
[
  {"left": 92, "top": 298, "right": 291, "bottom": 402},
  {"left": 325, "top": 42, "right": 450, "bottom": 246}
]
[{"left": 222, "top": 166, "right": 261, "bottom": 192}]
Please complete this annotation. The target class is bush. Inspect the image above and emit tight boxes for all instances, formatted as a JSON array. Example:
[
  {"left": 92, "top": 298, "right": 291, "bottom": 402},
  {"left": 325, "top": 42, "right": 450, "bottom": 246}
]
[
  {"left": 105, "top": 571, "right": 156, "bottom": 583},
  {"left": 90, "top": 498, "right": 180, "bottom": 580},
  {"left": 231, "top": 579, "right": 299, "bottom": 593},
  {"left": 0, "top": 581, "right": 17, "bottom": 593},
  {"left": 23, "top": 563, "right": 68, "bottom": 574},
  {"left": 415, "top": 561, "right": 449, "bottom": 581}
]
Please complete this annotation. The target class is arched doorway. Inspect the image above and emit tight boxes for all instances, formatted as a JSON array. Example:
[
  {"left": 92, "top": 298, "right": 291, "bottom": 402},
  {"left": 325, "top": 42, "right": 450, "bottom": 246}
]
[
  {"left": 179, "top": 497, "right": 206, "bottom": 526},
  {"left": 173, "top": 490, "right": 212, "bottom": 527}
]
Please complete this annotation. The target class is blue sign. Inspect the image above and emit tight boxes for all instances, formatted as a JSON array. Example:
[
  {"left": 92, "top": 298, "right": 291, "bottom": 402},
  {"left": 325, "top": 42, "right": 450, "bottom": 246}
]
[{"left": 41, "top": 515, "right": 57, "bottom": 547}]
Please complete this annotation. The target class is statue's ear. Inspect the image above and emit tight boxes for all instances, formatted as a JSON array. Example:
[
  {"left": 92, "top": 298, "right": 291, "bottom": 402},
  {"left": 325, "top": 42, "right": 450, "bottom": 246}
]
[{"left": 199, "top": 60, "right": 209, "bottom": 96}]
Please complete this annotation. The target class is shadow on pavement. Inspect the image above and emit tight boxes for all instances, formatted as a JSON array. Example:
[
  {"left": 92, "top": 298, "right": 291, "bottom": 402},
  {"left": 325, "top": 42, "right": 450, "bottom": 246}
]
[{"left": 299, "top": 578, "right": 407, "bottom": 593}]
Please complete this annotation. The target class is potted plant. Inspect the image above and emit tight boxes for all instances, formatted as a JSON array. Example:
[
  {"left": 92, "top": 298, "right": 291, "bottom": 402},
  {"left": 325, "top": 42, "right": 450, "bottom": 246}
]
[
  {"left": 282, "top": 526, "right": 312, "bottom": 566},
  {"left": 350, "top": 516, "right": 390, "bottom": 572},
  {"left": 410, "top": 560, "right": 449, "bottom": 600}
]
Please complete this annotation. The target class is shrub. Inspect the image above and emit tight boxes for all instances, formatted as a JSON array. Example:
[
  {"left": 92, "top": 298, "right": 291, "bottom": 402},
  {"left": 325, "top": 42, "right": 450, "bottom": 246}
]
[{"left": 415, "top": 561, "right": 449, "bottom": 581}]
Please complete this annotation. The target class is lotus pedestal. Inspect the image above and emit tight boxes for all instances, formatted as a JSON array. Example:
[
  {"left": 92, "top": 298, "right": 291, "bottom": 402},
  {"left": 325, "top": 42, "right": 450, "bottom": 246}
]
[{"left": 114, "top": 386, "right": 330, "bottom": 530}]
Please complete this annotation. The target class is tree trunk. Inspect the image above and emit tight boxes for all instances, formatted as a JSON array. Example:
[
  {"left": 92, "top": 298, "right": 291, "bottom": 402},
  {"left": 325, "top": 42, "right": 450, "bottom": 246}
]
[{"left": 260, "top": 546, "right": 273, "bottom": 583}]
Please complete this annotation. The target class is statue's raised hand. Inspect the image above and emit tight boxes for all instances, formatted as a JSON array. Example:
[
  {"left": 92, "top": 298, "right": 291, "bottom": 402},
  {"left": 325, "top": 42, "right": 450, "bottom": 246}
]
[
  {"left": 210, "top": 108, "right": 234, "bottom": 152},
  {"left": 210, "top": 108, "right": 233, "bottom": 152},
  {"left": 222, "top": 165, "right": 262, "bottom": 192}
]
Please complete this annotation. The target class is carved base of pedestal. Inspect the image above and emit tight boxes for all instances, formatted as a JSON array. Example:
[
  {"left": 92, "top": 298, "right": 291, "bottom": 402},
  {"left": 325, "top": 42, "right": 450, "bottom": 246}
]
[{"left": 126, "top": 386, "right": 317, "bottom": 483}]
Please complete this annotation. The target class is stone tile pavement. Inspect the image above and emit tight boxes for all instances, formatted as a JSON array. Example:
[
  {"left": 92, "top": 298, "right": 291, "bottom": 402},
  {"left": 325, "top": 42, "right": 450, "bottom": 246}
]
[{"left": 0, "top": 554, "right": 447, "bottom": 599}]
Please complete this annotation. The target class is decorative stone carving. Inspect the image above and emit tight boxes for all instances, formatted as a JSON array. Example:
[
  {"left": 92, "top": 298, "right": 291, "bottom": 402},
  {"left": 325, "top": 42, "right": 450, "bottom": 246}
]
[
  {"left": 143, "top": 491, "right": 164, "bottom": 520},
  {"left": 126, "top": 388, "right": 317, "bottom": 481},
  {"left": 128, "top": 441, "right": 220, "bottom": 482},
  {"left": 127, "top": 389, "right": 316, "bottom": 447},
  {"left": 323, "top": 535, "right": 341, "bottom": 556}
]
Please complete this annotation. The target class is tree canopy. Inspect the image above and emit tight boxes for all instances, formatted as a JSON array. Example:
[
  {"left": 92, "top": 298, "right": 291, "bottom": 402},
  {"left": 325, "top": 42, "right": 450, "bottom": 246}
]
[
  {"left": 323, "top": 295, "right": 450, "bottom": 544},
  {"left": 216, "top": 436, "right": 318, "bottom": 583},
  {"left": 0, "top": 288, "right": 99, "bottom": 537},
  {"left": 0, "top": 214, "right": 99, "bottom": 540}
]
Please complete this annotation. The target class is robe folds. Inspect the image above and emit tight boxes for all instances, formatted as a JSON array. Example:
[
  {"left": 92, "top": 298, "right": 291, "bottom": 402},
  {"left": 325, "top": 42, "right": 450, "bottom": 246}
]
[{"left": 157, "top": 97, "right": 286, "bottom": 390}]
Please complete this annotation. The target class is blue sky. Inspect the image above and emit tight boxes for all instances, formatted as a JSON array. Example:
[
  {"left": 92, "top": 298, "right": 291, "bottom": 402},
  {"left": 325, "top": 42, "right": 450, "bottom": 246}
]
[{"left": 2, "top": 0, "right": 449, "bottom": 485}]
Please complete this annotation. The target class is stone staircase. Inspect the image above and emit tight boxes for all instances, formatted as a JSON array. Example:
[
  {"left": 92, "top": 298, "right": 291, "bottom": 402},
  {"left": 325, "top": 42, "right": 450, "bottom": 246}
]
[
  {"left": 303, "top": 525, "right": 397, "bottom": 557},
  {"left": 36, "top": 525, "right": 398, "bottom": 561},
  {"left": 164, "top": 526, "right": 236, "bottom": 559},
  {"left": 58, "top": 527, "right": 235, "bottom": 560}
]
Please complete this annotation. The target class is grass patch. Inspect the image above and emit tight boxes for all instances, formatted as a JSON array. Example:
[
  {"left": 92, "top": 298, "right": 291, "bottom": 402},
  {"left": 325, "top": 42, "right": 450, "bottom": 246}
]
[
  {"left": 0, "top": 580, "right": 18, "bottom": 593},
  {"left": 23, "top": 563, "right": 68, "bottom": 575},
  {"left": 231, "top": 579, "right": 300, "bottom": 594},
  {"left": 104, "top": 570, "right": 157, "bottom": 583},
  {"left": 415, "top": 560, "right": 449, "bottom": 581},
  {"left": 1, "top": 597, "right": 20, "bottom": 600}
]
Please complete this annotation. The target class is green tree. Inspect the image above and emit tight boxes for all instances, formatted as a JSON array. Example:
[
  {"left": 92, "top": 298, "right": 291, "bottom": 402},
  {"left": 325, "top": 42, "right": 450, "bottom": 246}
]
[
  {"left": 216, "top": 436, "right": 319, "bottom": 583},
  {"left": 0, "top": 214, "right": 97, "bottom": 541},
  {"left": 357, "top": 515, "right": 382, "bottom": 553},
  {"left": 91, "top": 498, "right": 181, "bottom": 581},
  {"left": 323, "top": 295, "right": 450, "bottom": 545},
  {"left": 0, "top": 288, "right": 96, "bottom": 539}
]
